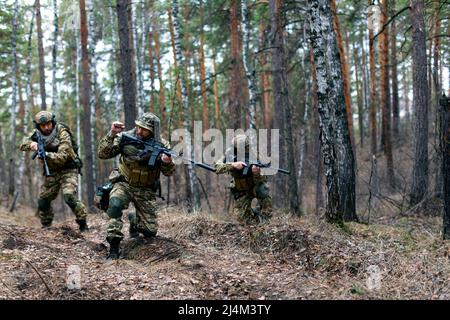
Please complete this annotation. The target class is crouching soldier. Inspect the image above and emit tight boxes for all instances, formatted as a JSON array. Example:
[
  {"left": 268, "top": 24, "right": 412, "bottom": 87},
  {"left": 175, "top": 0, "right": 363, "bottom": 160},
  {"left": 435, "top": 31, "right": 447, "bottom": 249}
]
[
  {"left": 97, "top": 113, "right": 175, "bottom": 260},
  {"left": 214, "top": 134, "right": 272, "bottom": 224}
]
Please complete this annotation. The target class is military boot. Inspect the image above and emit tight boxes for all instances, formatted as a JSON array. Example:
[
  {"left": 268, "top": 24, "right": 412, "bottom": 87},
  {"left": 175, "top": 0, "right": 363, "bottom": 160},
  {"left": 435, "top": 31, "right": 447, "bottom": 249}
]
[
  {"left": 128, "top": 212, "right": 139, "bottom": 238},
  {"left": 77, "top": 220, "right": 89, "bottom": 232},
  {"left": 107, "top": 240, "right": 121, "bottom": 260}
]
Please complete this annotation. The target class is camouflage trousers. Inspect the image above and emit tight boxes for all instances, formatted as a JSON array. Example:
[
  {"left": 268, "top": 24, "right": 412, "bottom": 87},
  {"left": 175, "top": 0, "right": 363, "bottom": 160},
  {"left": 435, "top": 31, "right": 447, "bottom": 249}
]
[
  {"left": 38, "top": 169, "right": 87, "bottom": 226},
  {"left": 106, "top": 181, "right": 158, "bottom": 244},
  {"left": 233, "top": 182, "right": 272, "bottom": 224}
]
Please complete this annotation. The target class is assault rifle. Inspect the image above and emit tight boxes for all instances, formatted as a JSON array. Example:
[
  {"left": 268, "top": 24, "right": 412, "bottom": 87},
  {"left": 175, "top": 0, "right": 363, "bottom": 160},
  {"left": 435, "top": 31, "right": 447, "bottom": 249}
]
[
  {"left": 232, "top": 156, "right": 290, "bottom": 176},
  {"left": 120, "top": 133, "right": 216, "bottom": 172},
  {"left": 31, "top": 132, "right": 52, "bottom": 177}
]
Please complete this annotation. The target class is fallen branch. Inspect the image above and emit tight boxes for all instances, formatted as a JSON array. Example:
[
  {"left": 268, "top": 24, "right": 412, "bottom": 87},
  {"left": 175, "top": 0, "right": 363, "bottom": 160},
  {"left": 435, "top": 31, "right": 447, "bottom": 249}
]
[{"left": 25, "top": 260, "right": 53, "bottom": 295}]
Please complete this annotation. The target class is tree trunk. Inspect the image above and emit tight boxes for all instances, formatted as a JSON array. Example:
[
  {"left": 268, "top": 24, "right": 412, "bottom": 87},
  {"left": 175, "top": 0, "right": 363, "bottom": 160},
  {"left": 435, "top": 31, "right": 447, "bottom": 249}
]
[
  {"left": 79, "top": 0, "right": 94, "bottom": 207},
  {"left": 379, "top": 0, "right": 395, "bottom": 188},
  {"left": 9, "top": 0, "right": 19, "bottom": 199},
  {"left": 51, "top": 0, "right": 59, "bottom": 113},
  {"left": 116, "top": 0, "right": 137, "bottom": 129},
  {"left": 153, "top": 27, "right": 166, "bottom": 129},
  {"left": 368, "top": 1, "right": 377, "bottom": 156},
  {"left": 409, "top": 0, "right": 429, "bottom": 206},
  {"left": 308, "top": 0, "right": 357, "bottom": 224},
  {"left": 353, "top": 41, "right": 364, "bottom": 148},
  {"left": 148, "top": 30, "right": 156, "bottom": 113},
  {"left": 269, "top": 0, "right": 299, "bottom": 214},
  {"left": 241, "top": 0, "right": 257, "bottom": 130},
  {"left": 26, "top": 9, "right": 36, "bottom": 114},
  {"left": 310, "top": 46, "right": 324, "bottom": 214},
  {"left": 229, "top": 0, "right": 243, "bottom": 129},
  {"left": 213, "top": 56, "right": 220, "bottom": 128},
  {"left": 433, "top": 2, "right": 443, "bottom": 195},
  {"left": 108, "top": 4, "right": 122, "bottom": 119},
  {"left": 441, "top": 95, "right": 450, "bottom": 239},
  {"left": 35, "top": 0, "right": 46, "bottom": 111},
  {"left": 258, "top": 21, "right": 272, "bottom": 130},
  {"left": 390, "top": 0, "right": 400, "bottom": 139},
  {"left": 172, "top": 0, "right": 200, "bottom": 210},
  {"left": 402, "top": 63, "right": 411, "bottom": 126},
  {"left": 134, "top": 1, "right": 145, "bottom": 116},
  {"left": 330, "top": 0, "right": 355, "bottom": 149},
  {"left": 199, "top": 1, "right": 209, "bottom": 131},
  {"left": 88, "top": 0, "right": 98, "bottom": 188}
]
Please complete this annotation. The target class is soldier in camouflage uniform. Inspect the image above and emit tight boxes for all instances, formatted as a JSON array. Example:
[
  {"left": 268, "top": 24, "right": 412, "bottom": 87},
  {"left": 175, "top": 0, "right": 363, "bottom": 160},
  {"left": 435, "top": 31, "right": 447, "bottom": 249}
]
[
  {"left": 214, "top": 134, "right": 272, "bottom": 224},
  {"left": 98, "top": 112, "right": 175, "bottom": 260},
  {"left": 19, "top": 111, "right": 88, "bottom": 231}
]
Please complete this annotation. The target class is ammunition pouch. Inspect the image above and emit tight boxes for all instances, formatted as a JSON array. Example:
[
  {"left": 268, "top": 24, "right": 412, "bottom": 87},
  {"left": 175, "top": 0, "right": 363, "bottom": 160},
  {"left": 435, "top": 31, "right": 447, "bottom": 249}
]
[
  {"left": 255, "top": 183, "right": 269, "bottom": 199},
  {"left": 233, "top": 177, "right": 255, "bottom": 192},
  {"left": 95, "top": 182, "right": 113, "bottom": 211},
  {"left": 118, "top": 158, "right": 160, "bottom": 187},
  {"left": 230, "top": 187, "right": 246, "bottom": 200}
]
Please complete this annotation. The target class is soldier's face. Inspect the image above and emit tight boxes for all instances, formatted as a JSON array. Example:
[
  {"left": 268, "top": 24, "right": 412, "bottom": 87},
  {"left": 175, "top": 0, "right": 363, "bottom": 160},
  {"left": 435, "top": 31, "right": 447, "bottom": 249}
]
[
  {"left": 39, "top": 121, "right": 53, "bottom": 135},
  {"left": 136, "top": 126, "right": 152, "bottom": 139}
]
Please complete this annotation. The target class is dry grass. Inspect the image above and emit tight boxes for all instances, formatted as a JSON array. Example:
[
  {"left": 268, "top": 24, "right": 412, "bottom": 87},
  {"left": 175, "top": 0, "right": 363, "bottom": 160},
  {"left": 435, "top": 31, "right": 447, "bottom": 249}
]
[{"left": 1, "top": 190, "right": 450, "bottom": 300}]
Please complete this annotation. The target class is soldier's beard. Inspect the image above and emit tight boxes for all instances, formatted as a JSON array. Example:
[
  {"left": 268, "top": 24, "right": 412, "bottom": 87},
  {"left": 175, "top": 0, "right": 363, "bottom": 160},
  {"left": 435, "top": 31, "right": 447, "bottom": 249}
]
[{"left": 41, "top": 128, "right": 53, "bottom": 136}]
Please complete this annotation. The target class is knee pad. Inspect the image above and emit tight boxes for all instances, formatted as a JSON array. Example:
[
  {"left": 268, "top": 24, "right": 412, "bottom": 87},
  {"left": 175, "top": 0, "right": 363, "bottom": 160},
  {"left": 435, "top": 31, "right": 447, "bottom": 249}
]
[
  {"left": 38, "top": 198, "right": 52, "bottom": 212},
  {"left": 107, "top": 197, "right": 125, "bottom": 219},
  {"left": 255, "top": 183, "right": 270, "bottom": 199},
  {"left": 63, "top": 194, "right": 78, "bottom": 210}
]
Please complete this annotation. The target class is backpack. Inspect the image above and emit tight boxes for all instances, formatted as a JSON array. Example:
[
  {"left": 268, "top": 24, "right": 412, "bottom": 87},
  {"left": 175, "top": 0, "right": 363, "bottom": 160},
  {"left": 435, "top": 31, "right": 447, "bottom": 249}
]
[{"left": 58, "top": 123, "right": 83, "bottom": 171}]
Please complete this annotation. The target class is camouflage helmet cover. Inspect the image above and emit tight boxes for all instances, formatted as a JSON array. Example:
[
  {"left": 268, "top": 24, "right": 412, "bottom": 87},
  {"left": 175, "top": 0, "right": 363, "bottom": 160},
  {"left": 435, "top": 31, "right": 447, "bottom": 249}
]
[
  {"left": 34, "top": 111, "right": 55, "bottom": 125},
  {"left": 135, "top": 112, "right": 161, "bottom": 141}
]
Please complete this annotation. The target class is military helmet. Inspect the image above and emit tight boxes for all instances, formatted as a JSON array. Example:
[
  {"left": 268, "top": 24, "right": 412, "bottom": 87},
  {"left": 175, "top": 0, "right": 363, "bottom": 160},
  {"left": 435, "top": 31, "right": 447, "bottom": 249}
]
[
  {"left": 34, "top": 111, "right": 55, "bottom": 125},
  {"left": 135, "top": 112, "right": 161, "bottom": 141}
]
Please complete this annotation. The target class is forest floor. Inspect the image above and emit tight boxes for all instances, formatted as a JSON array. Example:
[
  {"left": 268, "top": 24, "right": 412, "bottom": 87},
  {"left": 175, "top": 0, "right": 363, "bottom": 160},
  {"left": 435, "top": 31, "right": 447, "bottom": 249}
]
[{"left": 1, "top": 201, "right": 450, "bottom": 300}]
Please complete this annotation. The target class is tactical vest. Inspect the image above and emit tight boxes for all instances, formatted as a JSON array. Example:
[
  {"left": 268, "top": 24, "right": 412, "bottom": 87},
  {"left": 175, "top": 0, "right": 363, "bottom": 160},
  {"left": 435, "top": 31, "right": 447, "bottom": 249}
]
[
  {"left": 118, "top": 144, "right": 161, "bottom": 188},
  {"left": 33, "top": 124, "right": 80, "bottom": 171},
  {"left": 230, "top": 170, "right": 255, "bottom": 191}
]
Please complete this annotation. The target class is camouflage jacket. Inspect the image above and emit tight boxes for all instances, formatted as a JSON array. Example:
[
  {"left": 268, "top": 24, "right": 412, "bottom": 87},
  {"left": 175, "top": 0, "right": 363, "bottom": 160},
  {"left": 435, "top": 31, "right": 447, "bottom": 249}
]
[
  {"left": 19, "top": 124, "right": 78, "bottom": 172},
  {"left": 97, "top": 128, "right": 175, "bottom": 185},
  {"left": 214, "top": 156, "right": 267, "bottom": 192}
]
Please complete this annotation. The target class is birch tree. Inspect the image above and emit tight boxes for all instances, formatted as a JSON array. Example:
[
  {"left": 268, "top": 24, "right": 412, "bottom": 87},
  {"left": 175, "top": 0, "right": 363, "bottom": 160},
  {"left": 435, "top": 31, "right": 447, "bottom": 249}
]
[
  {"left": 309, "top": 0, "right": 357, "bottom": 223},
  {"left": 35, "top": 0, "right": 46, "bottom": 111}
]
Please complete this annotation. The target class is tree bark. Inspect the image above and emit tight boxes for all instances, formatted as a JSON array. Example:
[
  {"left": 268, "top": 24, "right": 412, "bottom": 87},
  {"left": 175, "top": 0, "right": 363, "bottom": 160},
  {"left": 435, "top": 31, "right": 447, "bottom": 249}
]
[
  {"left": 213, "top": 56, "right": 220, "bottom": 128},
  {"left": 79, "top": 0, "right": 94, "bottom": 207},
  {"left": 51, "top": 0, "right": 59, "bottom": 113},
  {"left": 241, "top": 0, "right": 257, "bottom": 130},
  {"left": 269, "top": 0, "right": 299, "bottom": 214},
  {"left": 172, "top": 0, "right": 200, "bottom": 210},
  {"left": 116, "top": 0, "right": 137, "bottom": 129},
  {"left": 229, "top": 0, "right": 243, "bottom": 129},
  {"left": 153, "top": 27, "right": 166, "bottom": 128},
  {"left": 9, "top": 0, "right": 19, "bottom": 198},
  {"left": 330, "top": 0, "right": 355, "bottom": 149},
  {"left": 409, "top": 0, "right": 429, "bottom": 206},
  {"left": 368, "top": 1, "right": 377, "bottom": 156},
  {"left": 199, "top": 1, "right": 209, "bottom": 131},
  {"left": 258, "top": 21, "right": 272, "bottom": 130},
  {"left": 390, "top": 0, "right": 400, "bottom": 139},
  {"left": 35, "top": 0, "right": 46, "bottom": 110},
  {"left": 309, "top": 0, "right": 357, "bottom": 223},
  {"left": 379, "top": 0, "right": 395, "bottom": 188},
  {"left": 441, "top": 94, "right": 450, "bottom": 239},
  {"left": 353, "top": 41, "right": 364, "bottom": 148}
]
